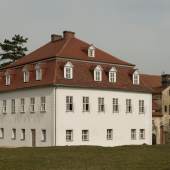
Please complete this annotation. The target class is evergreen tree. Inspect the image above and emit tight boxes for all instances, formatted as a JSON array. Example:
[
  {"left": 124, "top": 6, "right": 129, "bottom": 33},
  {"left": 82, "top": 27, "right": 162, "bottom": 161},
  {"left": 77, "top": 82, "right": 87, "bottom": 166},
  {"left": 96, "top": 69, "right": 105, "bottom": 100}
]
[{"left": 0, "top": 35, "right": 28, "bottom": 66}]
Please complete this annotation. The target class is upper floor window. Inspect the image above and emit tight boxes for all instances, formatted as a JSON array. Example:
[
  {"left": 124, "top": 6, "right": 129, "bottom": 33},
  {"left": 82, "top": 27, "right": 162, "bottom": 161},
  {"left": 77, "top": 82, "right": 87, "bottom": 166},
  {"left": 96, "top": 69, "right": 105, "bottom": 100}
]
[
  {"left": 22, "top": 67, "right": 29, "bottom": 83},
  {"left": 98, "top": 97, "right": 105, "bottom": 112},
  {"left": 64, "top": 62, "right": 73, "bottom": 79},
  {"left": 88, "top": 45, "right": 95, "bottom": 58},
  {"left": 30, "top": 97, "right": 35, "bottom": 113},
  {"left": 66, "top": 96, "right": 73, "bottom": 112},
  {"left": 2, "top": 100, "right": 7, "bottom": 114},
  {"left": 40, "top": 96, "right": 46, "bottom": 112},
  {"left": 131, "top": 129, "right": 136, "bottom": 140},
  {"left": 5, "top": 72, "right": 10, "bottom": 86},
  {"left": 83, "top": 97, "right": 90, "bottom": 112},
  {"left": 113, "top": 98, "right": 119, "bottom": 113},
  {"left": 165, "top": 105, "right": 167, "bottom": 112},
  {"left": 126, "top": 99, "right": 132, "bottom": 113},
  {"left": 94, "top": 65, "right": 102, "bottom": 81},
  {"left": 133, "top": 70, "right": 140, "bottom": 85},
  {"left": 139, "top": 100, "right": 145, "bottom": 114},
  {"left": 20, "top": 98, "right": 25, "bottom": 113},
  {"left": 109, "top": 67, "right": 117, "bottom": 83},
  {"left": 35, "top": 64, "right": 42, "bottom": 81},
  {"left": 11, "top": 99, "right": 15, "bottom": 114}
]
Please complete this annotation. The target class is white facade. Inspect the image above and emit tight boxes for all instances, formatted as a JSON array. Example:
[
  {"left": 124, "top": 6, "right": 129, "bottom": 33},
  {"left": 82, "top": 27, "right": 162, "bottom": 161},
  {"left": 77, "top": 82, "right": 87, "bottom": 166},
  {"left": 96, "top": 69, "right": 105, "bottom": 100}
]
[{"left": 0, "top": 86, "right": 152, "bottom": 147}]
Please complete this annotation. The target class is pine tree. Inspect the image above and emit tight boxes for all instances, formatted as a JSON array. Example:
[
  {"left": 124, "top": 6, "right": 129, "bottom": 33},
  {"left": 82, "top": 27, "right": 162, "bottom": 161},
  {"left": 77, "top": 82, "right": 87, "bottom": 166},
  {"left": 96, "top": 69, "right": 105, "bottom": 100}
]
[{"left": 0, "top": 34, "right": 28, "bottom": 67}]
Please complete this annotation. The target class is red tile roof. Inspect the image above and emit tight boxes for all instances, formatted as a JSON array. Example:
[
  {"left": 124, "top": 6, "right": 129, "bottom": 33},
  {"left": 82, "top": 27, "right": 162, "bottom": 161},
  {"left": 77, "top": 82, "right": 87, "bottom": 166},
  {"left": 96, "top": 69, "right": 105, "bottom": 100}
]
[{"left": 0, "top": 31, "right": 152, "bottom": 93}]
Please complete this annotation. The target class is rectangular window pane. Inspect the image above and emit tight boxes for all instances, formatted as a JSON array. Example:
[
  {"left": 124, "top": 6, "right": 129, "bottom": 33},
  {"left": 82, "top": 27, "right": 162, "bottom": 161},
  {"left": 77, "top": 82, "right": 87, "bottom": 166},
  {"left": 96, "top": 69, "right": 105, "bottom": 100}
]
[
  {"left": 83, "top": 97, "right": 89, "bottom": 112},
  {"left": 107, "top": 129, "right": 113, "bottom": 140},
  {"left": 21, "top": 129, "right": 25, "bottom": 141},
  {"left": 131, "top": 129, "right": 136, "bottom": 140},
  {"left": 0, "top": 128, "right": 4, "bottom": 139},
  {"left": 30, "top": 98, "right": 35, "bottom": 113},
  {"left": 98, "top": 97, "right": 104, "bottom": 112},
  {"left": 113, "top": 98, "right": 119, "bottom": 113},
  {"left": 40, "top": 96, "right": 46, "bottom": 112},
  {"left": 11, "top": 99, "right": 15, "bottom": 114},
  {"left": 66, "top": 96, "right": 73, "bottom": 112},
  {"left": 82, "top": 130, "right": 89, "bottom": 141},
  {"left": 41, "top": 129, "right": 46, "bottom": 142},
  {"left": 12, "top": 128, "right": 16, "bottom": 140},
  {"left": 126, "top": 99, "right": 132, "bottom": 113},
  {"left": 66, "top": 130, "right": 73, "bottom": 142}
]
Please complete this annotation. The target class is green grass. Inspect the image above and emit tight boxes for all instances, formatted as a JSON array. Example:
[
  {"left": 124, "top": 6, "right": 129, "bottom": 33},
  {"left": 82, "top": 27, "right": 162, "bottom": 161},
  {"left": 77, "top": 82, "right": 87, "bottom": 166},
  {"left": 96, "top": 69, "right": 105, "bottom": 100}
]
[{"left": 0, "top": 145, "right": 170, "bottom": 170}]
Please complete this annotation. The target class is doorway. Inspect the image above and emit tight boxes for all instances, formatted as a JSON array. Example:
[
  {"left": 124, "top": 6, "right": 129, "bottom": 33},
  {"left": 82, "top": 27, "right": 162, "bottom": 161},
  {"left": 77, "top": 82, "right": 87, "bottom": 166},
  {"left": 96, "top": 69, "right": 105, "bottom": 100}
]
[{"left": 31, "top": 129, "right": 36, "bottom": 147}]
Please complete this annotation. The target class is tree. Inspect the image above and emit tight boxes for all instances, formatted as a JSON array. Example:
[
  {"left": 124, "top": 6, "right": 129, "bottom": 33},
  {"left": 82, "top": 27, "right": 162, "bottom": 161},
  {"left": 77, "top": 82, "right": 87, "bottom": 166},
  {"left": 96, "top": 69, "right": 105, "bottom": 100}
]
[{"left": 0, "top": 34, "right": 28, "bottom": 67}]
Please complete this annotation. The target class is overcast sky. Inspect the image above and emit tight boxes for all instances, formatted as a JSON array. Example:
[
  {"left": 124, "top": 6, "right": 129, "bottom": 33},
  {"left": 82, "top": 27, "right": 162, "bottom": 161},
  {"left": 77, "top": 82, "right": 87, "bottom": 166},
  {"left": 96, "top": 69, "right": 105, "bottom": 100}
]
[{"left": 0, "top": 0, "right": 169, "bottom": 74}]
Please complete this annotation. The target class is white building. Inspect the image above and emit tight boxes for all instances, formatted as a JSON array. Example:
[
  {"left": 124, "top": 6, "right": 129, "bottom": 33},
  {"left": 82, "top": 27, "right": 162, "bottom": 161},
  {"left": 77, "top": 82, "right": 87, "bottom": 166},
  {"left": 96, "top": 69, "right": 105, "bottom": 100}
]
[{"left": 0, "top": 31, "right": 152, "bottom": 147}]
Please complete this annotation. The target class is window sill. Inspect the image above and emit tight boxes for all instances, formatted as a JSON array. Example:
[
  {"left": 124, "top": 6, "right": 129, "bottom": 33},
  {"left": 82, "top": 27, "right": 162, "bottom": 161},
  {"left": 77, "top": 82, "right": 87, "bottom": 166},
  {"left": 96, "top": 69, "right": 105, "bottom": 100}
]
[
  {"left": 66, "top": 140, "right": 73, "bottom": 142},
  {"left": 40, "top": 111, "right": 46, "bottom": 113},
  {"left": 20, "top": 112, "right": 25, "bottom": 114},
  {"left": 20, "top": 139, "right": 25, "bottom": 141},
  {"left": 41, "top": 140, "right": 46, "bottom": 142},
  {"left": 11, "top": 112, "right": 16, "bottom": 114}
]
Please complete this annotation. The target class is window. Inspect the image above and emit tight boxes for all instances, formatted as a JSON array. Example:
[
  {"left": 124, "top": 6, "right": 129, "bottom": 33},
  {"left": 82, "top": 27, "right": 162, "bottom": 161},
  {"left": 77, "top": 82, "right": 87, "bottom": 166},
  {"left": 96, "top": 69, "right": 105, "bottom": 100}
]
[
  {"left": 66, "top": 130, "right": 73, "bottom": 142},
  {"left": 30, "top": 98, "right": 35, "bottom": 113},
  {"left": 2, "top": 100, "right": 7, "bottom": 114},
  {"left": 98, "top": 97, "right": 105, "bottom": 112},
  {"left": 41, "top": 129, "right": 46, "bottom": 142},
  {"left": 20, "top": 98, "right": 25, "bottom": 113},
  {"left": 94, "top": 65, "right": 102, "bottom": 81},
  {"left": 169, "top": 89, "right": 170, "bottom": 96},
  {"left": 126, "top": 99, "right": 132, "bottom": 113},
  {"left": 64, "top": 62, "right": 73, "bottom": 79},
  {"left": 107, "top": 129, "right": 113, "bottom": 140},
  {"left": 83, "top": 97, "right": 90, "bottom": 112},
  {"left": 0, "top": 128, "right": 4, "bottom": 139},
  {"left": 5, "top": 73, "right": 10, "bottom": 86},
  {"left": 139, "top": 100, "right": 145, "bottom": 114},
  {"left": 40, "top": 96, "right": 46, "bottom": 112},
  {"left": 113, "top": 98, "right": 119, "bottom": 113},
  {"left": 11, "top": 99, "right": 15, "bottom": 114},
  {"left": 21, "top": 129, "right": 25, "bottom": 141},
  {"left": 23, "top": 70, "right": 29, "bottom": 82},
  {"left": 35, "top": 64, "right": 42, "bottom": 80},
  {"left": 164, "top": 105, "right": 167, "bottom": 112},
  {"left": 139, "top": 129, "right": 145, "bottom": 139},
  {"left": 169, "top": 105, "right": 170, "bottom": 115},
  {"left": 133, "top": 70, "right": 140, "bottom": 85},
  {"left": 82, "top": 130, "right": 89, "bottom": 141},
  {"left": 12, "top": 128, "right": 16, "bottom": 140},
  {"left": 109, "top": 67, "right": 117, "bottom": 83},
  {"left": 66, "top": 96, "right": 73, "bottom": 112},
  {"left": 88, "top": 45, "right": 95, "bottom": 57},
  {"left": 131, "top": 129, "right": 136, "bottom": 140}
]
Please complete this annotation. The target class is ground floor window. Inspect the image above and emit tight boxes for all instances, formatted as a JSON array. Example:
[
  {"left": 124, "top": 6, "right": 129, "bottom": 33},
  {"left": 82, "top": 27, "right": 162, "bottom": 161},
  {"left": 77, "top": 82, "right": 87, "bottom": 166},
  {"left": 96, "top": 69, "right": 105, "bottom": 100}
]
[
  {"left": 107, "top": 129, "right": 113, "bottom": 140},
  {"left": 41, "top": 129, "right": 46, "bottom": 142},
  {"left": 21, "top": 129, "right": 25, "bottom": 141},
  {"left": 82, "top": 130, "right": 89, "bottom": 141},
  {"left": 131, "top": 129, "right": 136, "bottom": 140},
  {"left": 12, "top": 128, "right": 16, "bottom": 140},
  {"left": 66, "top": 130, "right": 73, "bottom": 142},
  {"left": 0, "top": 128, "right": 4, "bottom": 139},
  {"left": 139, "top": 129, "right": 145, "bottom": 139}
]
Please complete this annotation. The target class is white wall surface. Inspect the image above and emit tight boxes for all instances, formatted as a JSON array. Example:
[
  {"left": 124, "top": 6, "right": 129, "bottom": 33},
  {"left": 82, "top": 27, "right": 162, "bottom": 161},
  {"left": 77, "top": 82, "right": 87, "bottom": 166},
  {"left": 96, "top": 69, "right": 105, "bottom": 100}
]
[
  {"left": 0, "top": 87, "right": 55, "bottom": 147},
  {"left": 55, "top": 87, "right": 152, "bottom": 147}
]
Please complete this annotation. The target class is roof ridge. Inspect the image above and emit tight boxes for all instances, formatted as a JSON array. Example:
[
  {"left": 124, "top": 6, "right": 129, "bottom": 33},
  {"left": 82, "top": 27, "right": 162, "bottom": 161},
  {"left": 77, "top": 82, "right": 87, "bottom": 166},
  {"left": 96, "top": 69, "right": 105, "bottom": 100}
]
[{"left": 57, "top": 38, "right": 72, "bottom": 56}]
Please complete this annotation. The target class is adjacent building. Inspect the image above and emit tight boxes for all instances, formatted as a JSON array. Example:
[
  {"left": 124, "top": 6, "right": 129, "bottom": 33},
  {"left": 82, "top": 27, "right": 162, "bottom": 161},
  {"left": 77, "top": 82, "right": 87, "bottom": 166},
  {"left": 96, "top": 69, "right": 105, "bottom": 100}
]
[{"left": 0, "top": 31, "right": 152, "bottom": 147}]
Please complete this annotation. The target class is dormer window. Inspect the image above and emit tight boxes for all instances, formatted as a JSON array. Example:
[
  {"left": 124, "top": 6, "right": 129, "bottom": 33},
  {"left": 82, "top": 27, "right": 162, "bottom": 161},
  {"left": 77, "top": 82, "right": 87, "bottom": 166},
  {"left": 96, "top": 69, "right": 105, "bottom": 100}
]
[
  {"left": 109, "top": 67, "right": 117, "bottom": 83},
  {"left": 35, "top": 64, "right": 42, "bottom": 81},
  {"left": 133, "top": 70, "right": 140, "bottom": 85},
  {"left": 88, "top": 45, "right": 95, "bottom": 57},
  {"left": 64, "top": 62, "right": 73, "bottom": 79},
  {"left": 94, "top": 65, "right": 102, "bottom": 81},
  {"left": 22, "top": 66, "right": 29, "bottom": 83},
  {"left": 5, "top": 72, "right": 10, "bottom": 86}
]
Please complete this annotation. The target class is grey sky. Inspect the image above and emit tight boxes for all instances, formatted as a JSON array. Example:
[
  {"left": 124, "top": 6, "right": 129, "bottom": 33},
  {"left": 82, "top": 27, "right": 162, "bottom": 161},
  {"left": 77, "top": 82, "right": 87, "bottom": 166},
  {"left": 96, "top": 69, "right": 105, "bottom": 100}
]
[{"left": 0, "top": 0, "right": 169, "bottom": 74}]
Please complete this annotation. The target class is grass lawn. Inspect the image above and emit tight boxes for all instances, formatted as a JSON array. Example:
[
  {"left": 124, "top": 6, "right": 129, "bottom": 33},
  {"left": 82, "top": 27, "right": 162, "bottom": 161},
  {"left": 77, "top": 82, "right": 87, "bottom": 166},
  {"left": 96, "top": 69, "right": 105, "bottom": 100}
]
[{"left": 0, "top": 145, "right": 170, "bottom": 170}]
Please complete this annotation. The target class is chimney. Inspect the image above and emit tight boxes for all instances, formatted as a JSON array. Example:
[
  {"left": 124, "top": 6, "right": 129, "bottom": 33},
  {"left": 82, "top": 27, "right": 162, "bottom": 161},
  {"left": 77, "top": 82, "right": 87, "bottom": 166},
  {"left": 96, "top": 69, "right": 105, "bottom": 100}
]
[
  {"left": 51, "top": 34, "right": 62, "bottom": 42},
  {"left": 63, "top": 31, "right": 75, "bottom": 40},
  {"left": 161, "top": 74, "right": 170, "bottom": 87}
]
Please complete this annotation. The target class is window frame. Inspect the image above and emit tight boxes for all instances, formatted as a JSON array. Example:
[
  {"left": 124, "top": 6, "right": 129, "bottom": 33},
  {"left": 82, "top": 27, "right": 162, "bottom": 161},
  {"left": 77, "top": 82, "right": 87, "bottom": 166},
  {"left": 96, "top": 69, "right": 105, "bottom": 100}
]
[
  {"left": 126, "top": 99, "right": 132, "bottom": 113},
  {"left": 139, "top": 100, "right": 145, "bottom": 114},
  {"left": 30, "top": 97, "right": 35, "bottom": 113},
  {"left": 20, "top": 98, "right": 25, "bottom": 113},
  {"left": 113, "top": 98, "right": 119, "bottom": 113},
  {"left": 82, "top": 130, "right": 89, "bottom": 141},
  {"left": 98, "top": 97, "right": 105, "bottom": 112},
  {"left": 139, "top": 129, "right": 145, "bottom": 139},
  {"left": 11, "top": 128, "right": 16, "bottom": 140},
  {"left": 0, "top": 128, "right": 4, "bottom": 139},
  {"left": 40, "top": 96, "right": 46, "bottom": 113},
  {"left": 107, "top": 129, "right": 113, "bottom": 140},
  {"left": 131, "top": 129, "right": 136, "bottom": 140},
  {"left": 66, "top": 130, "right": 73, "bottom": 142},
  {"left": 83, "top": 96, "right": 90, "bottom": 112},
  {"left": 21, "top": 129, "right": 25, "bottom": 141},
  {"left": 11, "top": 99, "right": 15, "bottom": 114},
  {"left": 41, "top": 129, "right": 47, "bottom": 142},
  {"left": 66, "top": 96, "right": 73, "bottom": 112}
]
